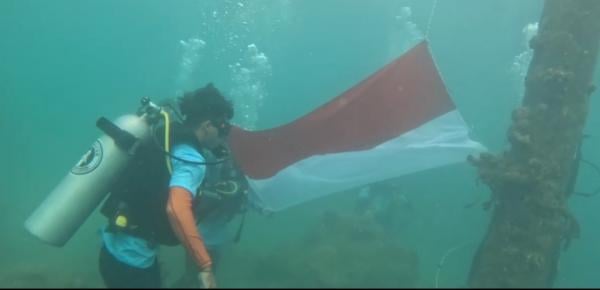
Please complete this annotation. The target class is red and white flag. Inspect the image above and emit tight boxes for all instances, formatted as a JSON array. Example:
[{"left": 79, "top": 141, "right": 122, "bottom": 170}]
[{"left": 228, "top": 40, "right": 486, "bottom": 212}]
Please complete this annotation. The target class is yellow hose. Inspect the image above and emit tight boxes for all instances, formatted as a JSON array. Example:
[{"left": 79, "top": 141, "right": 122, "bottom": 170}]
[{"left": 160, "top": 110, "right": 173, "bottom": 174}]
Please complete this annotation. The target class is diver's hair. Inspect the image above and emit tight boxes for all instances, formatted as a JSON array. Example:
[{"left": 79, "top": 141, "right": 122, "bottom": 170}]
[{"left": 178, "top": 83, "right": 234, "bottom": 129}]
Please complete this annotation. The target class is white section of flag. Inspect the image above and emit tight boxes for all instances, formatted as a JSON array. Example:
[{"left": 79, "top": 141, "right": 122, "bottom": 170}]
[{"left": 247, "top": 110, "right": 486, "bottom": 212}]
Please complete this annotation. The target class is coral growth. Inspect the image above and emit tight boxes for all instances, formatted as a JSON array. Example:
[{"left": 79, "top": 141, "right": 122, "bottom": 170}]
[{"left": 467, "top": 1, "right": 600, "bottom": 287}]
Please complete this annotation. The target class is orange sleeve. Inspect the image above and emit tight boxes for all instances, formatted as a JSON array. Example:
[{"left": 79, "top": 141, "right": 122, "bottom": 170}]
[{"left": 166, "top": 186, "right": 212, "bottom": 270}]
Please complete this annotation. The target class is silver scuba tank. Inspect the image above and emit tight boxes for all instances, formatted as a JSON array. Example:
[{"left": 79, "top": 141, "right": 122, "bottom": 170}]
[{"left": 24, "top": 98, "right": 163, "bottom": 247}]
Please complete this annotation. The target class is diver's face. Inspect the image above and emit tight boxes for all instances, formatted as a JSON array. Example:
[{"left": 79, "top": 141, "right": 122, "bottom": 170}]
[{"left": 194, "top": 120, "right": 227, "bottom": 149}]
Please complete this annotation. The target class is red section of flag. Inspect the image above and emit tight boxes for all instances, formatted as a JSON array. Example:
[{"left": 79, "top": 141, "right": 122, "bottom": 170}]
[{"left": 228, "top": 40, "right": 454, "bottom": 179}]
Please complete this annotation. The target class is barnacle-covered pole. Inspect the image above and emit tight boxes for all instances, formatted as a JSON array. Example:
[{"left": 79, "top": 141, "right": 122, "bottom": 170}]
[{"left": 467, "top": 0, "right": 600, "bottom": 288}]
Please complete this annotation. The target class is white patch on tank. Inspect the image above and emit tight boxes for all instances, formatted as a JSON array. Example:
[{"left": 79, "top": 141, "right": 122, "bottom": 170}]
[{"left": 71, "top": 140, "right": 104, "bottom": 175}]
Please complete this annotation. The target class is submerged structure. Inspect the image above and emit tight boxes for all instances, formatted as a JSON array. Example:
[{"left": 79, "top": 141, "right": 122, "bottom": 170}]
[{"left": 468, "top": 0, "right": 600, "bottom": 287}]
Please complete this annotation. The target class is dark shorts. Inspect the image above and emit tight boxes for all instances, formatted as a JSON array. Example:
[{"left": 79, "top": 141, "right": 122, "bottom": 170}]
[{"left": 99, "top": 244, "right": 162, "bottom": 289}]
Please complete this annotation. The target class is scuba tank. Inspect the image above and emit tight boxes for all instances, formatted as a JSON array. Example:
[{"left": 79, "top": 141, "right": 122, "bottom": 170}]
[{"left": 24, "top": 97, "right": 166, "bottom": 247}]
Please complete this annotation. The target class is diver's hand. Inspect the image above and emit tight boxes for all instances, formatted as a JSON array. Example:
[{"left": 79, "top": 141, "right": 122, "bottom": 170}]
[{"left": 198, "top": 268, "right": 217, "bottom": 288}]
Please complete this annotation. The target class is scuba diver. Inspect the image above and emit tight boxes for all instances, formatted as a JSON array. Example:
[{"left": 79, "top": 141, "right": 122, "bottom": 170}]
[{"left": 97, "top": 83, "right": 248, "bottom": 288}]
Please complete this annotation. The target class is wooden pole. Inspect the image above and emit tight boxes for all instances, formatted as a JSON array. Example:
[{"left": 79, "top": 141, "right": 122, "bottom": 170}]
[{"left": 467, "top": 0, "right": 600, "bottom": 287}]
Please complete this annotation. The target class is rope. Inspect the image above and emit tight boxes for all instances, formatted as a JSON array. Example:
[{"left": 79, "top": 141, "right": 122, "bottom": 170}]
[
  {"left": 574, "top": 158, "right": 600, "bottom": 197},
  {"left": 425, "top": 0, "right": 438, "bottom": 39},
  {"left": 435, "top": 242, "right": 472, "bottom": 288}
]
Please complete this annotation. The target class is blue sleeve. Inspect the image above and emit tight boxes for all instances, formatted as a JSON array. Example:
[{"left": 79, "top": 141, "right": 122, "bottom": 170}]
[{"left": 169, "top": 144, "right": 206, "bottom": 198}]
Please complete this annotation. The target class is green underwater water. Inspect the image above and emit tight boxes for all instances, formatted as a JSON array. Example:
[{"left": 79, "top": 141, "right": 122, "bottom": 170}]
[{"left": 1, "top": 0, "right": 599, "bottom": 288}]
